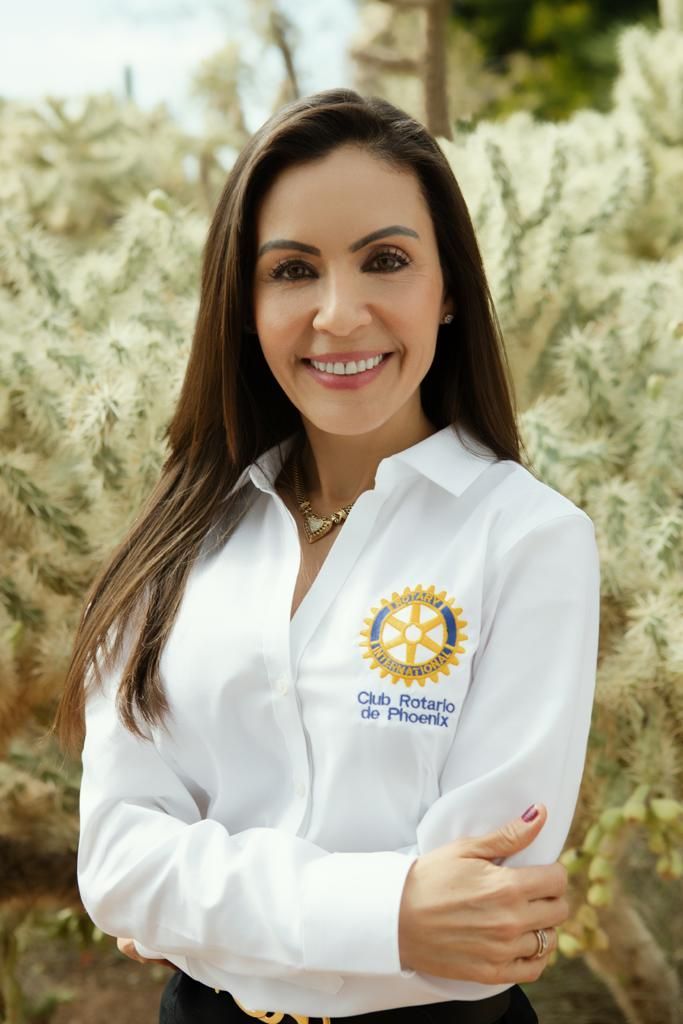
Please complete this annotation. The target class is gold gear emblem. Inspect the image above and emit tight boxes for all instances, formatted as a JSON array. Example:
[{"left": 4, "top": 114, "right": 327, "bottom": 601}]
[{"left": 359, "top": 584, "right": 468, "bottom": 687}]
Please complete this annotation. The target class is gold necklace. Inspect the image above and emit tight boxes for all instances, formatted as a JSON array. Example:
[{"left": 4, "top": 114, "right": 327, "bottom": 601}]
[{"left": 292, "top": 453, "right": 357, "bottom": 544}]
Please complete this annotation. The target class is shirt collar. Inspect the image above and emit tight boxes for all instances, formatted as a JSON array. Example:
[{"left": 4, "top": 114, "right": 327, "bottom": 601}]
[
  {"left": 384, "top": 423, "right": 498, "bottom": 496},
  {"left": 225, "top": 424, "right": 497, "bottom": 501},
  {"left": 220, "top": 436, "right": 298, "bottom": 503}
]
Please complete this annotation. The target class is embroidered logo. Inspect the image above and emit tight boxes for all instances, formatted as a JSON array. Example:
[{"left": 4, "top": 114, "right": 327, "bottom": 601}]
[{"left": 359, "top": 584, "right": 467, "bottom": 687}]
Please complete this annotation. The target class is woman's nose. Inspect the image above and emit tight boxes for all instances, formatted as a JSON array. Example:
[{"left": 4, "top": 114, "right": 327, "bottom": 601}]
[{"left": 311, "top": 273, "right": 373, "bottom": 335}]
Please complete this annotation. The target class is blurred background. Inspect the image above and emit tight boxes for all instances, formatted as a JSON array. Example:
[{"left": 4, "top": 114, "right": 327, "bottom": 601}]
[{"left": 1, "top": 2, "right": 682, "bottom": 1023}]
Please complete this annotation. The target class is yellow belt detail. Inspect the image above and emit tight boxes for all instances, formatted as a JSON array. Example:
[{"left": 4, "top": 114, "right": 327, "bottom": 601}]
[{"left": 217, "top": 990, "right": 332, "bottom": 1024}]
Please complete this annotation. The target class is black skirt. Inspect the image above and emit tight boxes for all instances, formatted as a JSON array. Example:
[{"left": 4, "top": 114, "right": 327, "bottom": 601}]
[{"left": 159, "top": 970, "right": 538, "bottom": 1024}]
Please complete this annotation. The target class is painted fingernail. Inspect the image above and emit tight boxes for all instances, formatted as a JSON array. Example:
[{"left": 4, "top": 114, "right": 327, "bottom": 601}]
[{"left": 521, "top": 804, "right": 539, "bottom": 822}]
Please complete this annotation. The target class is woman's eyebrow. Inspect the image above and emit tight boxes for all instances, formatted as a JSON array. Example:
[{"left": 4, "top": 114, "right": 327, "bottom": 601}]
[{"left": 256, "top": 224, "right": 420, "bottom": 259}]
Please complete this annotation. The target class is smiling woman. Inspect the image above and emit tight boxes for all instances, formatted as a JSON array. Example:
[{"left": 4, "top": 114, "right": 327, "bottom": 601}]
[{"left": 54, "top": 88, "right": 600, "bottom": 1024}]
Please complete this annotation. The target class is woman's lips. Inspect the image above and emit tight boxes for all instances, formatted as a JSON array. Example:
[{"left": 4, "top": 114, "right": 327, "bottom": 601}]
[{"left": 302, "top": 352, "right": 393, "bottom": 390}]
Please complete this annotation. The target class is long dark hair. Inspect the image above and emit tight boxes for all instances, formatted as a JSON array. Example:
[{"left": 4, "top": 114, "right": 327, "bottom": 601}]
[{"left": 52, "top": 87, "right": 524, "bottom": 758}]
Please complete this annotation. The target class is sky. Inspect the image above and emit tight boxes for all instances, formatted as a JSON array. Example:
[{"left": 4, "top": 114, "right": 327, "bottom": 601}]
[{"left": 1, "top": 0, "right": 359, "bottom": 134}]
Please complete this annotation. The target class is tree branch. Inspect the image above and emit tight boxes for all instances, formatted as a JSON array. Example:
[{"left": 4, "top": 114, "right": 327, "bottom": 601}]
[
  {"left": 373, "top": 0, "right": 437, "bottom": 8},
  {"left": 349, "top": 45, "right": 421, "bottom": 74},
  {"left": 269, "top": 8, "right": 300, "bottom": 99},
  {"left": 584, "top": 880, "right": 680, "bottom": 1024}
]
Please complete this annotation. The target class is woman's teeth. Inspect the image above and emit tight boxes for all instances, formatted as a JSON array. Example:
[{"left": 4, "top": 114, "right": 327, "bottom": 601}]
[{"left": 309, "top": 354, "right": 385, "bottom": 376}]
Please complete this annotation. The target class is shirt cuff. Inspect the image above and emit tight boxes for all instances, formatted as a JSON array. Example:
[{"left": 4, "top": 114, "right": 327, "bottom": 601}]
[{"left": 302, "top": 851, "right": 417, "bottom": 976}]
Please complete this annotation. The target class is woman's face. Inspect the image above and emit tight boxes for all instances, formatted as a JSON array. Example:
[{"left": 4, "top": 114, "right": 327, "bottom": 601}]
[{"left": 251, "top": 144, "right": 453, "bottom": 438}]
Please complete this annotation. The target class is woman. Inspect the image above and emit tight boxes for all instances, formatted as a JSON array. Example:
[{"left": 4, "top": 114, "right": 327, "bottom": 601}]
[{"left": 54, "top": 89, "right": 601, "bottom": 1024}]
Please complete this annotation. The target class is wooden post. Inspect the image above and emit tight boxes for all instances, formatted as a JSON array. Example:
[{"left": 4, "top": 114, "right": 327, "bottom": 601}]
[
  {"left": 423, "top": 0, "right": 452, "bottom": 138},
  {"left": 659, "top": 0, "right": 683, "bottom": 29}
]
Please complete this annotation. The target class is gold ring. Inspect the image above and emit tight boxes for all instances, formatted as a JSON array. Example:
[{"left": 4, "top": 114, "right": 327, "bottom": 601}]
[{"left": 532, "top": 928, "right": 549, "bottom": 959}]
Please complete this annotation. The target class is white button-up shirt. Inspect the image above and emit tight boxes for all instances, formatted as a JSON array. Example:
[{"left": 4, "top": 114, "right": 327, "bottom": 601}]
[{"left": 77, "top": 423, "right": 601, "bottom": 1017}]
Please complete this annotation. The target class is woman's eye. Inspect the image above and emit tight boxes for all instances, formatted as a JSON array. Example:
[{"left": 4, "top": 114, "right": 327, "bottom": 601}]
[
  {"left": 269, "top": 261, "right": 311, "bottom": 281},
  {"left": 268, "top": 248, "right": 410, "bottom": 281},
  {"left": 372, "top": 250, "right": 410, "bottom": 272}
]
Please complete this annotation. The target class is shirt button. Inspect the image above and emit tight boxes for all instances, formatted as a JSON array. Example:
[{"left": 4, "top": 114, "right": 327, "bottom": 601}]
[
  {"left": 276, "top": 676, "right": 289, "bottom": 696},
  {"left": 295, "top": 781, "right": 306, "bottom": 798}
]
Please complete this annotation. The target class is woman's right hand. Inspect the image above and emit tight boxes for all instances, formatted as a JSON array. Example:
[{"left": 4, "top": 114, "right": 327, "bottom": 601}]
[{"left": 398, "top": 803, "right": 568, "bottom": 984}]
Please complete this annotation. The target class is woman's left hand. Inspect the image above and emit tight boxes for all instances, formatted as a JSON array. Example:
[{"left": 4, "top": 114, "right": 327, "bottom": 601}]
[{"left": 116, "top": 936, "right": 178, "bottom": 969}]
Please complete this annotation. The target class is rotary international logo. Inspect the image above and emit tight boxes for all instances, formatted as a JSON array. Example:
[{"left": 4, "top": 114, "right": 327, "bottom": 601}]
[{"left": 359, "top": 584, "right": 468, "bottom": 687}]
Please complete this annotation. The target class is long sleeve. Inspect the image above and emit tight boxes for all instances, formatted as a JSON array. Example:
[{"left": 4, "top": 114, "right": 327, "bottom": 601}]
[
  {"left": 417, "top": 511, "right": 601, "bottom": 859},
  {"left": 301, "top": 511, "right": 601, "bottom": 976},
  {"left": 77, "top": 653, "right": 415, "bottom": 989}
]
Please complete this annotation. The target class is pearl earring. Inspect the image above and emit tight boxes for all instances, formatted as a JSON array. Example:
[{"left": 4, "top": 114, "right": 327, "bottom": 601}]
[{"left": 441, "top": 313, "right": 454, "bottom": 324}]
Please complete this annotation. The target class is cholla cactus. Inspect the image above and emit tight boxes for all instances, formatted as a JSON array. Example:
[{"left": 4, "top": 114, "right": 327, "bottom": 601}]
[
  {"left": 0, "top": 191, "right": 206, "bottom": 751},
  {"left": 0, "top": 94, "right": 201, "bottom": 237},
  {"left": 0, "top": 22, "right": 681, "bottom": 1024}
]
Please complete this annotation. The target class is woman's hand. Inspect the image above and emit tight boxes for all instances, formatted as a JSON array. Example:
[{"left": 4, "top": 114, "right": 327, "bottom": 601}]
[
  {"left": 398, "top": 803, "right": 568, "bottom": 984},
  {"left": 116, "top": 937, "right": 178, "bottom": 970}
]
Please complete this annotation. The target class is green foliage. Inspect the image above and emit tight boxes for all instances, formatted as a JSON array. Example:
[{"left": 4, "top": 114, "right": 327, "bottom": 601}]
[{"left": 452, "top": 0, "right": 661, "bottom": 119}]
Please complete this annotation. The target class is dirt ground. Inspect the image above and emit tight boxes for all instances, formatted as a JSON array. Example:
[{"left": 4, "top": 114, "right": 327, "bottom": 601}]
[{"left": 15, "top": 936, "right": 628, "bottom": 1024}]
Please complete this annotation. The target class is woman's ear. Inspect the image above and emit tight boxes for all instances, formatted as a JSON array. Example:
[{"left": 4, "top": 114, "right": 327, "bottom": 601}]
[{"left": 441, "top": 287, "right": 455, "bottom": 320}]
